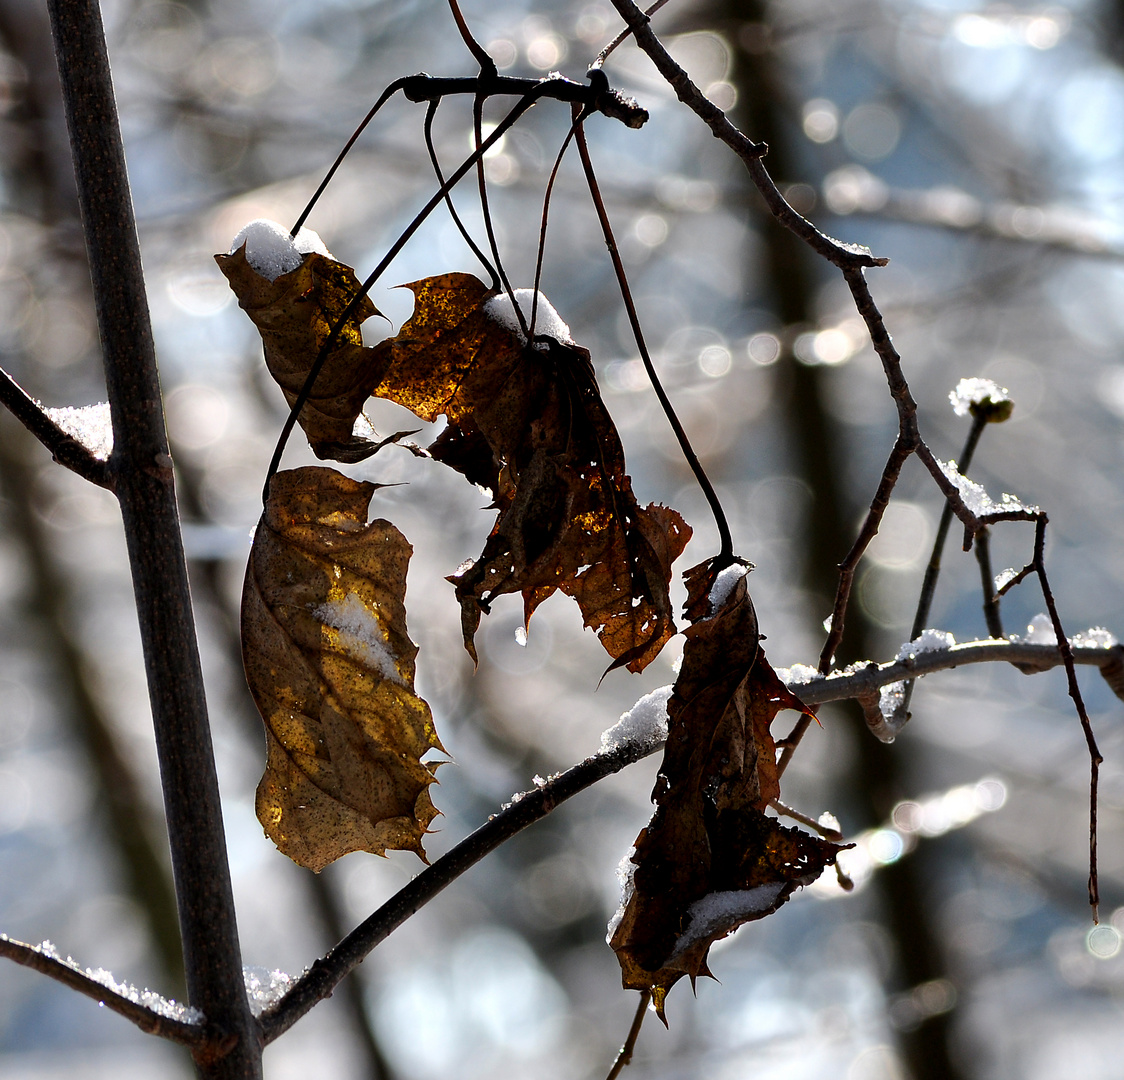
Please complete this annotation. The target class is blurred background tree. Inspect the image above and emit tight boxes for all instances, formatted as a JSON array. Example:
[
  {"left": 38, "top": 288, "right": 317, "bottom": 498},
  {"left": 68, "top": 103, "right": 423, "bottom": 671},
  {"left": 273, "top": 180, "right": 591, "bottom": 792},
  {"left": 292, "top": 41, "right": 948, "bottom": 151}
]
[{"left": 0, "top": 0, "right": 1122, "bottom": 1078}]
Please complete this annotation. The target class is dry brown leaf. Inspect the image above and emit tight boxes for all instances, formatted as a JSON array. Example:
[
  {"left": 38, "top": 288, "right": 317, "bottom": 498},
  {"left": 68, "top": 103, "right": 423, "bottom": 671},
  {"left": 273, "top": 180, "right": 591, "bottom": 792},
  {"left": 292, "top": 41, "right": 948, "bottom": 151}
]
[
  {"left": 243, "top": 466, "right": 444, "bottom": 871},
  {"left": 216, "top": 246, "right": 391, "bottom": 462},
  {"left": 372, "top": 273, "right": 690, "bottom": 673},
  {"left": 610, "top": 557, "right": 844, "bottom": 1018}
]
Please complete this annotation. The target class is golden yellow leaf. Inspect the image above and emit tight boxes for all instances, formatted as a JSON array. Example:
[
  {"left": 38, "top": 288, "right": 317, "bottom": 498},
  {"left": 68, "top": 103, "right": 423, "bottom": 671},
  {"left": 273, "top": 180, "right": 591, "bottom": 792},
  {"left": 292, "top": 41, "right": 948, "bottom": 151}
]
[{"left": 243, "top": 466, "right": 444, "bottom": 871}]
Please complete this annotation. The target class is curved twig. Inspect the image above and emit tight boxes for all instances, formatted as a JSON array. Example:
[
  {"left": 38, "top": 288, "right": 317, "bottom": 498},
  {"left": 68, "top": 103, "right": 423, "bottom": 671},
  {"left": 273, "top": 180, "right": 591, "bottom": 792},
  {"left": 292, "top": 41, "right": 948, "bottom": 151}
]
[
  {"left": 422, "top": 98, "right": 498, "bottom": 288},
  {"left": 291, "top": 77, "right": 410, "bottom": 235},
  {"left": 447, "top": 0, "right": 496, "bottom": 75},
  {"left": 573, "top": 113, "right": 734, "bottom": 564},
  {"left": 605, "top": 0, "right": 885, "bottom": 271}
]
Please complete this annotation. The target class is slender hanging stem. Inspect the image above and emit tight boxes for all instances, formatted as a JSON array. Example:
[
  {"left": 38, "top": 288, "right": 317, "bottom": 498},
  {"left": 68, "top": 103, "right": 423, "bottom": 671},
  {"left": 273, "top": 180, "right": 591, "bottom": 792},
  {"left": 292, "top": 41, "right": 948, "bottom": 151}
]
[
  {"left": 291, "top": 77, "right": 410, "bottom": 235},
  {"left": 473, "top": 93, "right": 528, "bottom": 339},
  {"left": 530, "top": 113, "right": 586, "bottom": 337},
  {"left": 447, "top": 0, "right": 497, "bottom": 74},
  {"left": 423, "top": 98, "right": 499, "bottom": 288},
  {"left": 573, "top": 115, "right": 734, "bottom": 562}
]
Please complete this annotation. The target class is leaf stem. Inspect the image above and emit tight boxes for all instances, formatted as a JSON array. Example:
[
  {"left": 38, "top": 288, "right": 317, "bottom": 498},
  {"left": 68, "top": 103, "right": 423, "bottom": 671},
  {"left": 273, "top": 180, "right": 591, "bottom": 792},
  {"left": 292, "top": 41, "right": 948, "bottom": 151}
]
[
  {"left": 573, "top": 113, "right": 734, "bottom": 563},
  {"left": 423, "top": 99, "right": 498, "bottom": 289}
]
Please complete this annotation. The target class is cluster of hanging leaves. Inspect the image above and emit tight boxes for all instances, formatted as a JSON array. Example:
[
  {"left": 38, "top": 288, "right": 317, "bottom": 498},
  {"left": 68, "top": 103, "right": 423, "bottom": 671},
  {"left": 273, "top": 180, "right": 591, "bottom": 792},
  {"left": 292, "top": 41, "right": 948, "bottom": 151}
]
[
  {"left": 243, "top": 467, "right": 443, "bottom": 872},
  {"left": 222, "top": 242, "right": 689, "bottom": 869},
  {"left": 609, "top": 558, "right": 847, "bottom": 1018}
]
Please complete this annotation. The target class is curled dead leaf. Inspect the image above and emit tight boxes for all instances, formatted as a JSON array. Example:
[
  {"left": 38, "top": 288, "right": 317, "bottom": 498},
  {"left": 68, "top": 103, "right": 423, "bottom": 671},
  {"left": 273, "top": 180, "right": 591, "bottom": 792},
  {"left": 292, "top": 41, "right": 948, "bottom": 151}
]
[
  {"left": 373, "top": 273, "right": 690, "bottom": 673},
  {"left": 243, "top": 466, "right": 444, "bottom": 871},
  {"left": 216, "top": 246, "right": 390, "bottom": 462},
  {"left": 609, "top": 557, "right": 844, "bottom": 1017}
]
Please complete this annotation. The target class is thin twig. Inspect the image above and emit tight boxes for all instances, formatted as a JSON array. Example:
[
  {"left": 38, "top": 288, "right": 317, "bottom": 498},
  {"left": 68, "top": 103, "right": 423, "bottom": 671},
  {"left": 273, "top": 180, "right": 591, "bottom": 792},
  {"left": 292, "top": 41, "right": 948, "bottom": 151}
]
[
  {"left": 996, "top": 562, "right": 1035, "bottom": 598},
  {"left": 473, "top": 92, "right": 527, "bottom": 339},
  {"left": 975, "top": 527, "right": 1005, "bottom": 639},
  {"left": 0, "top": 936, "right": 209, "bottom": 1048},
  {"left": 422, "top": 98, "right": 498, "bottom": 288},
  {"left": 796, "top": 639, "right": 1124, "bottom": 703},
  {"left": 910, "top": 411, "right": 988, "bottom": 641},
  {"left": 591, "top": 0, "right": 671, "bottom": 69},
  {"left": 291, "top": 69, "right": 648, "bottom": 235},
  {"left": 291, "top": 78, "right": 409, "bottom": 235},
  {"left": 447, "top": 0, "right": 496, "bottom": 74},
  {"left": 573, "top": 113, "right": 734, "bottom": 563},
  {"left": 0, "top": 365, "right": 112, "bottom": 489},
  {"left": 817, "top": 434, "right": 913, "bottom": 672},
  {"left": 604, "top": 991, "right": 651, "bottom": 1080},
  {"left": 530, "top": 116, "right": 585, "bottom": 338},
  {"left": 605, "top": 0, "right": 885, "bottom": 271},
  {"left": 770, "top": 799, "right": 844, "bottom": 841},
  {"left": 897, "top": 410, "right": 990, "bottom": 718},
  {"left": 1030, "top": 517, "right": 1102, "bottom": 919}
]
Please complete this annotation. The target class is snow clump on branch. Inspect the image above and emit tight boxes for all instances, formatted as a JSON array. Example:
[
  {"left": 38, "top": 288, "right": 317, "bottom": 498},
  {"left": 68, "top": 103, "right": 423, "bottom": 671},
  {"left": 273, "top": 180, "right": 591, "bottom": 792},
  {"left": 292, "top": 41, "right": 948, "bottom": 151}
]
[{"left": 600, "top": 685, "right": 673, "bottom": 755}]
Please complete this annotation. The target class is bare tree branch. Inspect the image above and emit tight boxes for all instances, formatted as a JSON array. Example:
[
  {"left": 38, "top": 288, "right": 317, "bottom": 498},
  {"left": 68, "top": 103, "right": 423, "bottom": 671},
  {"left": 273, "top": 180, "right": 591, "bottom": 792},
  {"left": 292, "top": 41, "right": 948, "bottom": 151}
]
[
  {"left": 260, "top": 739, "right": 656, "bottom": 1043},
  {"left": 0, "top": 936, "right": 208, "bottom": 1049},
  {"left": 260, "top": 631, "right": 1119, "bottom": 1041},
  {"left": 606, "top": 0, "right": 886, "bottom": 271},
  {"left": 0, "top": 364, "right": 111, "bottom": 488}
]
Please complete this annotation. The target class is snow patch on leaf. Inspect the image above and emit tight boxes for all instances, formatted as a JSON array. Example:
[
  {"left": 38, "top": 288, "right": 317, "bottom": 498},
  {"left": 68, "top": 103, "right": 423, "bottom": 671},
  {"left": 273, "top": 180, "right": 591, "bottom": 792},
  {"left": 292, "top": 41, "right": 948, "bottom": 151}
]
[
  {"left": 484, "top": 288, "right": 574, "bottom": 346},
  {"left": 312, "top": 592, "right": 405, "bottom": 687},
  {"left": 606, "top": 847, "right": 638, "bottom": 943},
  {"left": 230, "top": 218, "right": 332, "bottom": 281},
  {"left": 669, "top": 884, "right": 788, "bottom": 960},
  {"left": 707, "top": 563, "right": 750, "bottom": 616}
]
